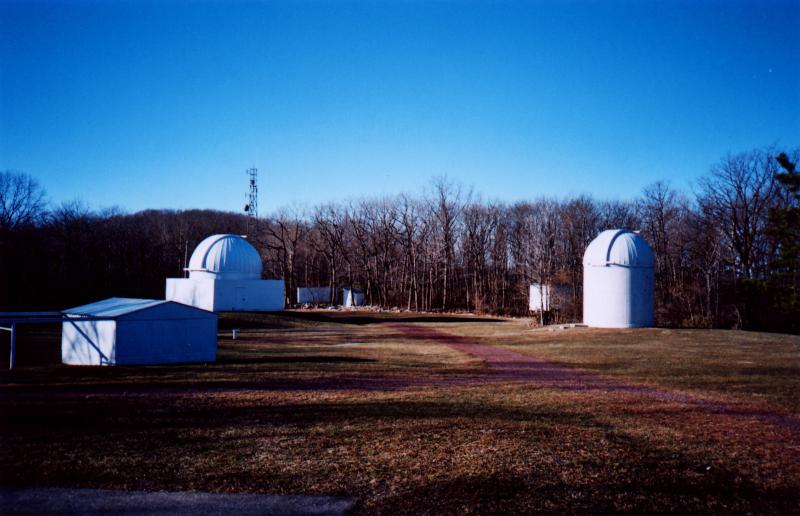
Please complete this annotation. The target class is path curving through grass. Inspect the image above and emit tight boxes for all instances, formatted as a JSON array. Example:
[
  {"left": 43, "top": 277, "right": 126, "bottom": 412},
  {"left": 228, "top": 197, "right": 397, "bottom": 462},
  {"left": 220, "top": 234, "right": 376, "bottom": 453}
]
[{"left": 391, "top": 323, "right": 800, "bottom": 434}]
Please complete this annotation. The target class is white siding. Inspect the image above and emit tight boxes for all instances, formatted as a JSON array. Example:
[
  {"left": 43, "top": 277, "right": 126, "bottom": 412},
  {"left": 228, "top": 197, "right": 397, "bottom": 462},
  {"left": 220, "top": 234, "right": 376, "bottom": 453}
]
[
  {"left": 166, "top": 278, "right": 215, "bottom": 311},
  {"left": 115, "top": 318, "right": 216, "bottom": 365},
  {"left": 343, "top": 289, "right": 365, "bottom": 307},
  {"left": 528, "top": 284, "right": 550, "bottom": 312},
  {"left": 297, "top": 287, "right": 332, "bottom": 304},
  {"left": 62, "top": 319, "right": 117, "bottom": 365},
  {"left": 61, "top": 299, "right": 218, "bottom": 366},
  {"left": 212, "top": 279, "right": 284, "bottom": 311},
  {"left": 167, "top": 278, "right": 285, "bottom": 312}
]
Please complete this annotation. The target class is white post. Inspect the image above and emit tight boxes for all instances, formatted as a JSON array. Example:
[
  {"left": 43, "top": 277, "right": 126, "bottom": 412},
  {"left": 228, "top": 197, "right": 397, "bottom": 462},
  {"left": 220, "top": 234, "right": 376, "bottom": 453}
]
[{"left": 9, "top": 323, "right": 16, "bottom": 370}]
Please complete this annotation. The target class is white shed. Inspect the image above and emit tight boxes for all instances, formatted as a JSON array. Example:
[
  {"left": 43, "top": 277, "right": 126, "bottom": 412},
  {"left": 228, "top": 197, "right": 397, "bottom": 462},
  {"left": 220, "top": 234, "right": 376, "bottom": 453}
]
[
  {"left": 528, "top": 284, "right": 551, "bottom": 312},
  {"left": 342, "top": 288, "right": 366, "bottom": 307},
  {"left": 62, "top": 298, "right": 217, "bottom": 366},
  {"left": 529, "top": 283, "right": 570, "bottom": 312},
  {"left": 166, "top": 234, "right": 285, "bottom": 312},
  {"left": 583, "top": 229, "right": 655, "bottom": 328},
  {"left": 297, "top": 287, "right": 333, "bottom": 305}
]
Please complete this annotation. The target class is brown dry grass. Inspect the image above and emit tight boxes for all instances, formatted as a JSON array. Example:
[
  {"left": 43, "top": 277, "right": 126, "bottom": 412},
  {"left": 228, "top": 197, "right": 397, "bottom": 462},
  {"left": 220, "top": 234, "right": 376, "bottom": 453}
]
[
  {"left": 441, "top": 321, "right": 800, "bottom": 411},
  {"left": 1, "top": 311, "right": 799, "bottom": 514}
]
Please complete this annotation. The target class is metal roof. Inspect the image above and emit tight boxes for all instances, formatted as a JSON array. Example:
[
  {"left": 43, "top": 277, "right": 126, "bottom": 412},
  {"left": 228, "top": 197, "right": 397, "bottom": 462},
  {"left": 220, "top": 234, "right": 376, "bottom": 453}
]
[{"left": 62, "top": 298, "right": 169, "bottom": 317}]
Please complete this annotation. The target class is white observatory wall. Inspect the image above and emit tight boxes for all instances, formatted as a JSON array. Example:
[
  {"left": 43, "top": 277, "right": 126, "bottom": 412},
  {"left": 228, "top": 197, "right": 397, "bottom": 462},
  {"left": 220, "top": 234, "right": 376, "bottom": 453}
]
[
  {"left": 583, "top": 265, "right": 654, "bottom": 328},
  {"left": 631, "top": 267, "right": 655, "bottom": 326},
  {"left": 166, "top": 278, "right": 216, "bottom": 311},
  {"left": 62, "top": 319, "right": 117, "bottom": 365},
  {"left": 168, "top": 279, "right": 285, "bottom": 312},
  {"left": 213, "top": 279, "right": 285, "bottom": 311}
]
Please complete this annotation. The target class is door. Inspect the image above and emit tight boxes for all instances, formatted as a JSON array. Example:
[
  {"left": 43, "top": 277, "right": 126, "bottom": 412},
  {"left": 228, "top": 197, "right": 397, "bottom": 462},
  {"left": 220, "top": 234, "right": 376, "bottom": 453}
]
[{"left": 234, "top": 286, "right": 247, "bottom": 310}]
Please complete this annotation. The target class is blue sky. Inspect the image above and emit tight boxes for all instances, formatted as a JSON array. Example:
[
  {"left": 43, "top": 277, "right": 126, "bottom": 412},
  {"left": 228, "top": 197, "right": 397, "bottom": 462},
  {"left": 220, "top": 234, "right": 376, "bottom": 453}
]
[{"left": 1, "top": 0, "right": 798, "bottom": 214}]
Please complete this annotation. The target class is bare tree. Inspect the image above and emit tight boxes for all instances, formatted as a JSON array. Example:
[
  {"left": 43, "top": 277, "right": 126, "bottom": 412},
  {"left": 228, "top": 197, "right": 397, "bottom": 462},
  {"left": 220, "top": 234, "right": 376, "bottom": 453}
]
[
  {"left": 638, "top": 181, "right": 692, "bottom": 322},
  {"left": 559, "top": 196, "right": 599, "bottom": 318},
  {"left": 263, "top": 207, "right": 307, "bottom": 304},
  {"left": 3, "top": 147, "right": 796, "bottom": 332},
  {"left": 462, "top": 202, "right": 497, "bottom": 312},
  {"left": 698, "top": 149, "right": 781, "bottom": 280},
  {"left": 0, "top": 171, "right": 47, "bottom": 231},
  {"left": 312, "top": 204, "right": 349, "bottom": 303},
  {"left": 431, "top": 176, "right": 467, "bottom": 310}
]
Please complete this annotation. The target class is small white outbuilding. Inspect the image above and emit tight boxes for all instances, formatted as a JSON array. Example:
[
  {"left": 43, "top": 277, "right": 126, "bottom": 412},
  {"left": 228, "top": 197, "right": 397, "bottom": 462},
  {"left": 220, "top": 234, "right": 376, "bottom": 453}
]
[
  {"left": 342, "top": 288, "right": 366, "bottom": 307},
  {"left": 583, "top": 229, "right": 655, "bottom": 328},
  {"left": 297, "top": 287, "right": 333, "bottom": 305},
  {"left": 528, "top": 284, "right": 552, "bottom": 312},
  {"left": 62, "top": 298, "right": 217, "bottom": 366},
  {"left": 529, "top": 284, "right": 570, "bottom": 312},
  {"left": 166, "top": 234, "right": 285, "bottom": 312}
]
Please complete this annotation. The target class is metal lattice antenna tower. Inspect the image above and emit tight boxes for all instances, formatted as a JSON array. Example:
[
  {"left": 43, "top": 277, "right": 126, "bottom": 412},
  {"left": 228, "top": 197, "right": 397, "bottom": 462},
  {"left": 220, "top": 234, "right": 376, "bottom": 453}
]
[{"left": 244, "top": 168, "right": 258, "bottom": 236}]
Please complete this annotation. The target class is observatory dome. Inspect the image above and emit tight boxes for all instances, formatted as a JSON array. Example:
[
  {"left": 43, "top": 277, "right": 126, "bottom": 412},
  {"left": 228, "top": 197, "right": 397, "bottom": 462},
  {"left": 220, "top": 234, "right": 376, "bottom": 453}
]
[
  {"left": 583, "top": 229, "right": 655, "bottom": 268},
  {"left": 186, "top": 234, "right": 262, "bottom": 280},
  {"left": 583, "top": 229, "right": 654, "bottom": 328}
]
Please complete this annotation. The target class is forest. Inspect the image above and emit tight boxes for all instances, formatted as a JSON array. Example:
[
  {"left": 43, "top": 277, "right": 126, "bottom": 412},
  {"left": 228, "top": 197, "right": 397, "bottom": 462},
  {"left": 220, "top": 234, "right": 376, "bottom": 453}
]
[{"left": 1, "top": 145, "right": 798, "bottom": 333}]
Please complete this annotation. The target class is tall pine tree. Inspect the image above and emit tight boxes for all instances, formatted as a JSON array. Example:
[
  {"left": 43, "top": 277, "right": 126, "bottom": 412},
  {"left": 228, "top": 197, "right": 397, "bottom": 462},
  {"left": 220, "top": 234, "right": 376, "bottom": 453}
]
[{"left": 766, "top": 153, "right": 800, "bottom": 332}]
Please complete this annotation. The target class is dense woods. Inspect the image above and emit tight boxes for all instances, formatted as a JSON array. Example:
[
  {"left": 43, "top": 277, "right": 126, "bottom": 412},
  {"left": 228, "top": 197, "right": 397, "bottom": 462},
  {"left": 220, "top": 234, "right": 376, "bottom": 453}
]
[{"left": 1, "top": 146, "right": 798, "bottom": 332}]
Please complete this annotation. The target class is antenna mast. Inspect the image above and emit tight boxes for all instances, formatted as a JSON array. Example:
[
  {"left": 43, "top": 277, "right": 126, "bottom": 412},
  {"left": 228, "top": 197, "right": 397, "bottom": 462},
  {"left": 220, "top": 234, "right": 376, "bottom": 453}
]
[{"left": 244, "top": 167, "right": 258, "bottom": 236}]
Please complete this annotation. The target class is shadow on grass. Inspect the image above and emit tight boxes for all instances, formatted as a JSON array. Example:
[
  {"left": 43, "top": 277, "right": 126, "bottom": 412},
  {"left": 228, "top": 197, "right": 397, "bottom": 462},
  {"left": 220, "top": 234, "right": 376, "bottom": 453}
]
[
  {"left": 4, "top": 395, "right": 798, "bottom": 514},
  {"left": 373, "top": 467, "right": 798, "bottom": 515},
  {"left": 0, "top": 397, "right": 609, "bottom": 435}
]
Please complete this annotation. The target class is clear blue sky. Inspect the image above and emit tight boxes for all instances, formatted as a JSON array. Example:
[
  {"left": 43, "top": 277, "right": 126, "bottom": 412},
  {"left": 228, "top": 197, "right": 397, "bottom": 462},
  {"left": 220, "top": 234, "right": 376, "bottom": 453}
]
[{"left": 1, "top": 0, "right": 798, "bottom": 214}]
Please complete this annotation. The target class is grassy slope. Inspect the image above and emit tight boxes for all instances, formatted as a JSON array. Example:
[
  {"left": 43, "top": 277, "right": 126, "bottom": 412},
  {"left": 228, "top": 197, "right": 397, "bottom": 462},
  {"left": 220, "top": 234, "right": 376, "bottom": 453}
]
[{"left": 1, "top": 311, "right": 799, "bottom": 514}]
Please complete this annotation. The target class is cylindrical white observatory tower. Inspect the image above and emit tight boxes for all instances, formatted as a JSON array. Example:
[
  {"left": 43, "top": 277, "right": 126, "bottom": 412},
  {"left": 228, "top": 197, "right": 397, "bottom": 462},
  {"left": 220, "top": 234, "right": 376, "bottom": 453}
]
[{"left": 583, "top": 229, "right": 655, "bottom": 328}]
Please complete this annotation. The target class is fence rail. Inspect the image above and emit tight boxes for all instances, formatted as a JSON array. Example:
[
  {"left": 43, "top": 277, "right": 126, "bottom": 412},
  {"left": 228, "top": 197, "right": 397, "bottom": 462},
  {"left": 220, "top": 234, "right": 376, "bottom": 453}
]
[{"left": 1, "top": 313, "right": 115, "bottom": 369}]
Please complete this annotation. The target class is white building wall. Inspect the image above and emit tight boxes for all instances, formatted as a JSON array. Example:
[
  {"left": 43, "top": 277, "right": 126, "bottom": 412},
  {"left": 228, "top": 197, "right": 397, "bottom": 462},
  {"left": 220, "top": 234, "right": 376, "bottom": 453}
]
[
  {"left": 212, "top": 279, "right": 284, "bottom": 311},
  {"left": 62, "top": 303, "right": 218, "bottom": 366},
  {"left": 297, "top": 287, "right": 332, "bottom": 304},
  {"left": 166, "top": 278, "right": 216, "bottom": 311},
  {"left": 115, "top": 318, "right": 216, "bottom": 365},
  {"left": 62, "top": 319, "right": 117, "bottom": 365},
  {"left": 343, "top": 289, "right": 365, "bottom": 307},
  {"left": 167, "top": 278, "right": 285, "bottom": 312},
  {"left": 583, "top": 265, "right": 654, "bottom": 328},
  {"left": 528, "top": 284, "right": 551, "bottom": 312}
]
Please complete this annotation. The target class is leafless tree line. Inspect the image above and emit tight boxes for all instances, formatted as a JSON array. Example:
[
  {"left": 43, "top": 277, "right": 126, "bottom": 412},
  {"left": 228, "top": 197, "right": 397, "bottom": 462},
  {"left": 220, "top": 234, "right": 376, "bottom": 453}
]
[
  {"left": 255, "top": 147, "right": 797, "bottom": 329},
  {"left": 1, "top": 145, "right": 797, "bottom": 331}
]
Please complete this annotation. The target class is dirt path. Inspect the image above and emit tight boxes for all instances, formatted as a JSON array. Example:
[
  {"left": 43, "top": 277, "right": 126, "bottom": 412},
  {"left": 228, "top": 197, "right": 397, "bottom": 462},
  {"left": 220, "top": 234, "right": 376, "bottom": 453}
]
[
  {"left": 6, "top": 322, "right": 797, "bottom": 435},
  {"left": 0, "top": 487, "right": 354, "bottom": 515},
  {"left": 390, "top": 323, "right": 800, "bottom": 433}
]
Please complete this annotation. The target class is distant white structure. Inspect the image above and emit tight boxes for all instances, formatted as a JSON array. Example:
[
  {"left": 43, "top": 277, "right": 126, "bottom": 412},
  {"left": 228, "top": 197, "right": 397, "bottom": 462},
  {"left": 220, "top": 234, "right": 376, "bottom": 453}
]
[
  {"left": 529, "top": 283, "right": 571, "bottom": 312},
  {"left": 528, "top": 284, "right": 551, "bottom": 312},
  {"left": 583, "top": 229, "right": 655, "bottom": 328},
  {"left": 343, "top": 288, "right": 365, "bottom": 307},
  {"left": 166, "top": 234, "right": 284, "bottom": 312},
  {"left": 62, "top": 298, "right": 217, "bottom": 366},
  {"left": 297, "top": 287, "right": 333, "bottom": 305}
]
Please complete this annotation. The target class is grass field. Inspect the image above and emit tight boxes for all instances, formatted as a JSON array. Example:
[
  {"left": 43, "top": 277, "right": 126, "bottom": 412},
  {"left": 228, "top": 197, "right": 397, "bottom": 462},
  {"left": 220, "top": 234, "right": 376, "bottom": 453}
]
[{"left": 1, "top": 311, "right": 799, "bottom": 514}]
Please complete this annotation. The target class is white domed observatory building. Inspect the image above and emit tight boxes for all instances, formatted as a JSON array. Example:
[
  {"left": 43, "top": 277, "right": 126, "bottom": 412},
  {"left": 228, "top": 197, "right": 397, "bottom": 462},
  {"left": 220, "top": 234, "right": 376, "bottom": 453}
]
[
  {"left": 166, "top": 234, "right": 284, "bottom": 312},
  {"left": 583, "top": 229, "right": 655, "bottom": 328}
]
